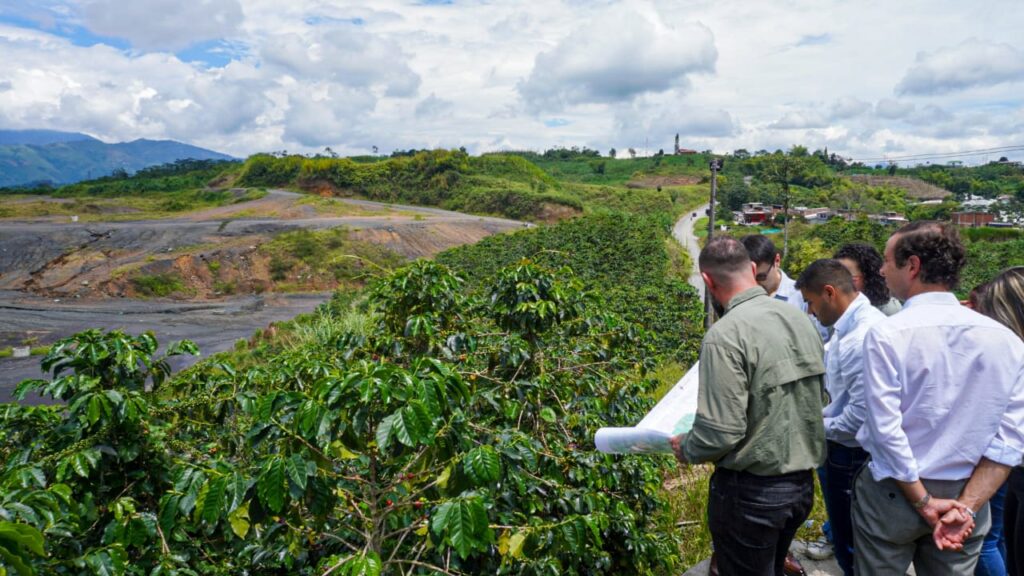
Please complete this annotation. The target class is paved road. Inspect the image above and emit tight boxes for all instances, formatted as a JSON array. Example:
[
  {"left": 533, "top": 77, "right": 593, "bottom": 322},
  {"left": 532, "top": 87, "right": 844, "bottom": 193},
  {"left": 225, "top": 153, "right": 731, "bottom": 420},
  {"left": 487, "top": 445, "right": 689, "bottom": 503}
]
[{"left": 672, "top": 204, "right": 709, "bottom": 298}]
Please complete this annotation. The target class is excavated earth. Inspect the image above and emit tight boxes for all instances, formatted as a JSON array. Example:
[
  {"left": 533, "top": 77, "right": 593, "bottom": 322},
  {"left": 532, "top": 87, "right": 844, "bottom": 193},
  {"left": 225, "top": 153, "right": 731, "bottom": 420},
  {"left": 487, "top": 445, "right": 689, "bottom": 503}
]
[{"left": 0, "top": 191, "right": 527, "bottom": 399}]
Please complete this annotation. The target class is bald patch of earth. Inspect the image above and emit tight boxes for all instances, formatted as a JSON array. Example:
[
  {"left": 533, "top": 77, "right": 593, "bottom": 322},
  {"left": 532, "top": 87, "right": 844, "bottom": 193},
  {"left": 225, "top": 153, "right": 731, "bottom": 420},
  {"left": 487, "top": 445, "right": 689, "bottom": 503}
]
[
  {"left": 626, "top": 175, "right": 702, "bottom": 189},
  {"left": 848, "top": 175, "right": 951, "bottom": 200}
]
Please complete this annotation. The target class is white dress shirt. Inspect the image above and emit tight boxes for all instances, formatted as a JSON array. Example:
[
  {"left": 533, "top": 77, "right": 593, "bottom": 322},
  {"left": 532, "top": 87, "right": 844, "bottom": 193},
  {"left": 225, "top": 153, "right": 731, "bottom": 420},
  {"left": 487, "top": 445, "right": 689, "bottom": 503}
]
[
  {"left": 857, "top": 291, "right": 1024, "bottom": 483},
  {"left": 775, "top": 271, "right": 831, "bottom": 341},
  {"left": 823, "top": 293, "right": 886, "bottom": 447}
]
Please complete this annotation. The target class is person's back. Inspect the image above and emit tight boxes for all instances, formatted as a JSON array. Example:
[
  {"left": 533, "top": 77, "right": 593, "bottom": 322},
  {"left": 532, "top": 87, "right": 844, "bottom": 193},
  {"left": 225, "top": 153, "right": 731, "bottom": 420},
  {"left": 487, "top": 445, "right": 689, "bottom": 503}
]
[
  {"left": 689, "top": 288, "right": 826, "bottom": 475},
  {"left": 859, "top": 294, "right": 1024, "bottom": 481},
  {"left": 675, "top": 236, "right": 826, "bottom": 576},
  {"left": 853, "top": 221, "right": 1024, "bottom": 576}
]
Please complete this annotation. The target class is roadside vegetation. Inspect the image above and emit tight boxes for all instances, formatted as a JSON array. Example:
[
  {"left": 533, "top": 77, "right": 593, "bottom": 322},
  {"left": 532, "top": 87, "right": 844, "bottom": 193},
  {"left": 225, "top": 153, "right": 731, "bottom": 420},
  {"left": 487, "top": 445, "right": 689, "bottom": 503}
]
[{"left": 2, "top": 145, "right": 1023, "bottom": 573}]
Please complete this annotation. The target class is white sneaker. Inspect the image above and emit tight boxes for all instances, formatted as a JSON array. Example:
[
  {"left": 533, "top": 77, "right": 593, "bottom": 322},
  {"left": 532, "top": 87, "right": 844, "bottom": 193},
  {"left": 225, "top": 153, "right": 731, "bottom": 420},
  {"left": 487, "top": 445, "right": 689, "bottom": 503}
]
[{"left": 804, "top": 537, "right": 834, "bottom": 560}]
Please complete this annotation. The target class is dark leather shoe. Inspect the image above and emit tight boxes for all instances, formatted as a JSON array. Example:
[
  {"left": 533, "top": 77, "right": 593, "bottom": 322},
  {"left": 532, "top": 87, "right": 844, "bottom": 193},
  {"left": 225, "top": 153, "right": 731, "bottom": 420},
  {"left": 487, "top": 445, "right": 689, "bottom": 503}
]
[
  {"left": 784, "top": 553, "right": 807, "bottom": 576},
  {"left": 708, "top": 551, "right": 719, "bottom": 576}
]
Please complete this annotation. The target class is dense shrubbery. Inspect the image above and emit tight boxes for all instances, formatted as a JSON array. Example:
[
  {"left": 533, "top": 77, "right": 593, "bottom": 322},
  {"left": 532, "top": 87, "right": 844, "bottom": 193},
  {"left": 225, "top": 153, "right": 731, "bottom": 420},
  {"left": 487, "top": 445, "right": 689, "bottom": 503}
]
[
  {"left": 236, "top": 151, "right": 580, "bottom": 221},
  {"left": 437, "top": 214, "right": 704, "bottom": 363},
  {"left": 0, "top": 258, "right": 691, "bottom": 575}
]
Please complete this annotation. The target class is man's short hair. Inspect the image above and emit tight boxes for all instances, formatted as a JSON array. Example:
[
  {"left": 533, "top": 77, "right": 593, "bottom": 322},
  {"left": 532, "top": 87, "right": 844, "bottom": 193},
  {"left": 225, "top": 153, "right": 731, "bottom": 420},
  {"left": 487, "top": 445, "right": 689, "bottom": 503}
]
[
  {"left": 740, "top": 234, "right": 778, "bottom": 265},
  {"left": 795, "top": 259, "right": 856, "bottom": 294},
  {"left": 892, "top": 221, "right": 966, "bottom": 289},
  {"left": 700, "top": 237, "right": 752, "bottom": 283}
]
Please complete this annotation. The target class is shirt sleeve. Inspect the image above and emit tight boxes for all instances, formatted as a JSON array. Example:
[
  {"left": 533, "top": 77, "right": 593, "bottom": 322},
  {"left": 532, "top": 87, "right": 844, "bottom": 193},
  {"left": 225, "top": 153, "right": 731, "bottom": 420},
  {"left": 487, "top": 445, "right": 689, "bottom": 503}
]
[
  {"left": 824, "top": 334, "right": 868, "bottom": 440},
  {"left": 684, "top": 340, "right": 750, "bottom": 464},
  {"left": 857, "top": 328, "right": 920, "bottom": 482},
  {"left": 982, "top": 361, "right": 1024, "bottom": 467}
]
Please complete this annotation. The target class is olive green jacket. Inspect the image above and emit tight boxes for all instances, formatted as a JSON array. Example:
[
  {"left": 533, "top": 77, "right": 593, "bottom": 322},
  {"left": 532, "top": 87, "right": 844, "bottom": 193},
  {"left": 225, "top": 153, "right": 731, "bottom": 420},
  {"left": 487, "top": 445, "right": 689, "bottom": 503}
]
[{"left": 683, "top": 287, "right": 827, "bottom": 475}]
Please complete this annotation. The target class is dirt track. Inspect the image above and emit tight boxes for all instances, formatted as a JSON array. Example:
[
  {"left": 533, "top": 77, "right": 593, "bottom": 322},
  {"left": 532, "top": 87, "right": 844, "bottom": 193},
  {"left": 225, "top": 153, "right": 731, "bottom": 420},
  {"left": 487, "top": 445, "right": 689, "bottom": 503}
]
[{"left": 0, "top": 191, "right": 527, "bottom": 397}]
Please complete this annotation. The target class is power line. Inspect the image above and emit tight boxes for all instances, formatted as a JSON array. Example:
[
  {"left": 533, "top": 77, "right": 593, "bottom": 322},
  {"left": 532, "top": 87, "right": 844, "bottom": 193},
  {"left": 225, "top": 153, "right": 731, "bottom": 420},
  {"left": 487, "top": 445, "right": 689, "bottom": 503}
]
[{"left": 852, "top": 145, "right": 1024, "bottom": 164}]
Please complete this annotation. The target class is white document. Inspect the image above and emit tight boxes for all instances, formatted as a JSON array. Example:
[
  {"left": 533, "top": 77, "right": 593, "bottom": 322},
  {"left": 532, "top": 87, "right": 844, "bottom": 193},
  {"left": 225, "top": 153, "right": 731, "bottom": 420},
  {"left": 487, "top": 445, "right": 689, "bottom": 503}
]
[{"left": 594, "top": 361, "right": 700, "bottom": 454}]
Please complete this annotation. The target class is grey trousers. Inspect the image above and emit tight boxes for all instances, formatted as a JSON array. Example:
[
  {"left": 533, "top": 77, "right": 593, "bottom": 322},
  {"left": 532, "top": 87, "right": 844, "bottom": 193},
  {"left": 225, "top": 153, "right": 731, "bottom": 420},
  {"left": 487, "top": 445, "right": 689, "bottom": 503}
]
[{"left": 851, "top": 468, "right": 990, "bottom": 575}]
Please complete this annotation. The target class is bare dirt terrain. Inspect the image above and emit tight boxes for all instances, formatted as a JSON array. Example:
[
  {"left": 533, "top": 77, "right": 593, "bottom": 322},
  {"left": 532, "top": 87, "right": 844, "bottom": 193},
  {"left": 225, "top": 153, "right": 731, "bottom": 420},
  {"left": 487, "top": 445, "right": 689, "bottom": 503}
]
[
  {"left": 848, "top": 175, "right": 951, "bottom": 201},
  {"left": 0, "top": 190, "right": 526, "bottom": 395}
]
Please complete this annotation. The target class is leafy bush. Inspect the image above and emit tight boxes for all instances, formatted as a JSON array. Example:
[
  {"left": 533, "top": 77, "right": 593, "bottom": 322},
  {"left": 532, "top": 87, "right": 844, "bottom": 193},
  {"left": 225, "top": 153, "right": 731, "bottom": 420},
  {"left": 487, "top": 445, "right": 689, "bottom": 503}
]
[
  {"left": 1, "top": 260, "right": 686, "bottom": 575},
  {"left": 131, "top": 273, "right": 185, "bottom": 297}
]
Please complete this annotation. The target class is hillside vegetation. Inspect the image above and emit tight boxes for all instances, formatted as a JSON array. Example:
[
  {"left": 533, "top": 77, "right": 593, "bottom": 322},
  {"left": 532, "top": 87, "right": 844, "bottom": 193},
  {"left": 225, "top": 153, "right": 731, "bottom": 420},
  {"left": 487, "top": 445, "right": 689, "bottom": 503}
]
[
  {"left": 236, "top": 150, "right": 710, "bottom": 223},
  {"left": 3, "top": 144, "right": 1023, "bottom": 574}
]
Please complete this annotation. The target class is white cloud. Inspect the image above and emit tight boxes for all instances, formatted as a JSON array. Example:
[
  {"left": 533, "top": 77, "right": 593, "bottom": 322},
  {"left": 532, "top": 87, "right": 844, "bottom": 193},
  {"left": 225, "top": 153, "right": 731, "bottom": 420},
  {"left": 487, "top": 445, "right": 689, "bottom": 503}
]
[
  {"left": 82, "top": 0, "right": 243, "bottom": 51},
  {"left": 875, "top": 98, "right": 915, "bottom": 119},
  {"left": 1, "top": 1, "right": 1023, "bottom": 164},
  {"left": 831, "top": 96, "right": 870, "bottom": 119},
  {"left": 282, "top": 86, "right": 376, "bottom": 148},
  {"left": 518, "top": 4, "right": 716, "bottom": 113},
  {"left": 897, "top": 39, "right": 1024, "bottom": 95},
  {"left": 260, "top": 27, "right": 420, "bottom": 97},
  {"left": 769, "top": 110, "right": 828, "bottom": 130},
  {"left": 415, "top": 93, "right": 454, "bottom": 119}
]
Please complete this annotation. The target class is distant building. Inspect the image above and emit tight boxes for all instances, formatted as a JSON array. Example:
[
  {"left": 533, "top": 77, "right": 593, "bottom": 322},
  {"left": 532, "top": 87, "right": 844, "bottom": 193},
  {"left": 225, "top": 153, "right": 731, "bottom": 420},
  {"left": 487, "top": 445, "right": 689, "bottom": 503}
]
[
  {"left": 952, "top": 211, "right": 996, "bottom": 228},
  {"left": 798, "top": 207, "right": 832, "bottom": 223},
  {"left": 739, "top": 202, "right": 771, "bottom": 225},
  {"left": 869, "top": 211, "right": 908, "bottom": 225},
  {"left": 676, "top": 148, "right": 698, "bottom": 155}
]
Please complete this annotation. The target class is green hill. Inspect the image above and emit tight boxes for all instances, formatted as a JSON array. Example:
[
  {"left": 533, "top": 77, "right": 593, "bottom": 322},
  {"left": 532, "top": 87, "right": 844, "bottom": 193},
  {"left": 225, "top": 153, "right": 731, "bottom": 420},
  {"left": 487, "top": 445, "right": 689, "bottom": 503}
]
[{"left": 0, "top": 130, "right": 235, "bottom": 187}]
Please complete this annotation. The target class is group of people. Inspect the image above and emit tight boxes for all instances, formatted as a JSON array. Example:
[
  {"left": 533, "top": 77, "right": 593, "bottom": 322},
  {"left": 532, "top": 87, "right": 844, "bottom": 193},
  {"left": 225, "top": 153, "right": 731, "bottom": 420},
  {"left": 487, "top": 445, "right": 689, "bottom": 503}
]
[{"left": 670, "top": 220, "right": 1024, "bottom": 576}]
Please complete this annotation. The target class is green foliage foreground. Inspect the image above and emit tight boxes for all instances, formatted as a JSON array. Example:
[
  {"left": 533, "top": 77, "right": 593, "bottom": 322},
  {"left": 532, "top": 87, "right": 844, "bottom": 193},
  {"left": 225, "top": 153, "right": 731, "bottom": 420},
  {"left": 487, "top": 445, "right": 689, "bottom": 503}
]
[{"left": 0, "top": 259, "right": 686, "bottom": 575}]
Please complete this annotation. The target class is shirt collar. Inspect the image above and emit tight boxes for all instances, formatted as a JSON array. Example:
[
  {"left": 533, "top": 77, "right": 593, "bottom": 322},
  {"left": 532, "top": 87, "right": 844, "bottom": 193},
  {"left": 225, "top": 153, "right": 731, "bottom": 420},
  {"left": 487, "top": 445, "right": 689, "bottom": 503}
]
[
  {"left": 902, "top": 291, "right": 960, "bottom": 309},
  {"left": 774, "top": 271, "right": 797, "bottom": 300},
  {"left": 726, "top": 286, "right": 768, "bottom": 312},
  {"left": 833, "top": 293, "right": 871, "bottom": 338}
]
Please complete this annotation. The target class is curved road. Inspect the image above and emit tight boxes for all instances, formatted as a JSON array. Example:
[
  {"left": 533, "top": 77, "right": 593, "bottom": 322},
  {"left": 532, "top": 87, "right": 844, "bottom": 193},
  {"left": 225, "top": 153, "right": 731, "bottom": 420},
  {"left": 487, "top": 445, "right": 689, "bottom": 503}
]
[
  {"left": 0, "top": 192, "right": 529, "bottom": 399},
  {"left": 672, "top": 204, "right": 709, "bottom": 298}
]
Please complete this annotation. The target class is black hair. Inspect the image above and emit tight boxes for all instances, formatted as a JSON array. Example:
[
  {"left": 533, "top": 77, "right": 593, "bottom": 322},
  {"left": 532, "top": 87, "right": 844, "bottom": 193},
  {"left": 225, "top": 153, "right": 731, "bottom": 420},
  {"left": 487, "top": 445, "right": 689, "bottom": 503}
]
[
  {"left": 834, "top": 243, "right": 890, "bottom": 306},
  {"left": 740, "top": 234, "right": 778, "bottom": 265},
  {"left": 892, "top": 221, "right": 966, "bottom": 289},
  {"left": 795, "top": 259, "right": 856, "bottom": 294},
  {"left": 699, "top": 237, "right": 752, "bottom": 283}
]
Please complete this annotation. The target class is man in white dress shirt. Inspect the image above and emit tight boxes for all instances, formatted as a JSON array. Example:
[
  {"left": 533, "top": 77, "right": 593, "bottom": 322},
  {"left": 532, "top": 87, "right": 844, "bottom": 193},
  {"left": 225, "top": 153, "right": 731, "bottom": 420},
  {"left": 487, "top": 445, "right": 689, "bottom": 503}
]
[
  {"left": 741, "top": 235, "right": 829, "bottom": 342},
  {"left": 853, "top": 221, "right": 1024, "bottom": 574},
  {"left": 796, "top": 259, "right": 886, "bottom": 576}
]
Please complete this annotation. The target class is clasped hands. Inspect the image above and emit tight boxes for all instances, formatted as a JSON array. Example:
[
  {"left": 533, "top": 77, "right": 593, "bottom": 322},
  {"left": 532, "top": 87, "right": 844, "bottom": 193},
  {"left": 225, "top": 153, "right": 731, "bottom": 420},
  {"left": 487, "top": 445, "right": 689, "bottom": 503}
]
[{"left": 916, "top": 496, "right": 975, "bottom": 551}]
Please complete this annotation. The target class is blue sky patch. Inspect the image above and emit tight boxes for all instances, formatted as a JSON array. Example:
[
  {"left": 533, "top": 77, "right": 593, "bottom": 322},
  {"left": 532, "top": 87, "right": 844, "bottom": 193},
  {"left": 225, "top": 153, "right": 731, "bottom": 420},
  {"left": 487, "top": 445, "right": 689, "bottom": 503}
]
[
  {"left": 0, "top": 13, "right": 130, "bottom": 50},
  {"left": 175, "top": 40, "right": 241, "bottom": 68},
  {"left": 544, "top": 118, "right": 571, "bottom": 128}
]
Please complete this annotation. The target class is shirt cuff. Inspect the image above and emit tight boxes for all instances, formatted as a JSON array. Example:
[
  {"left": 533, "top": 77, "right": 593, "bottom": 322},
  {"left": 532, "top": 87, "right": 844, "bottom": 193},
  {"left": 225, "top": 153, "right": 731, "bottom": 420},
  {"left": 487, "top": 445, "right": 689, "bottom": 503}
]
[
  {"left": 868, "top": 458, "right": 919, "bottom": 483},
  {"left": 983, "top": 437, "right": 1024, "bottom": 468}
]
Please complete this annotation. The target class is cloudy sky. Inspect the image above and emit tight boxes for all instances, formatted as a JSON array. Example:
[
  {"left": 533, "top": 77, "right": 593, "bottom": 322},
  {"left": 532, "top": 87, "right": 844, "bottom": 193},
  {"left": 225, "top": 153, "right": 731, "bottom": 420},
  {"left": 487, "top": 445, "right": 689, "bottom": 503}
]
[{"left": 1, "top": 0, "right": 1022, "bottom": 163}]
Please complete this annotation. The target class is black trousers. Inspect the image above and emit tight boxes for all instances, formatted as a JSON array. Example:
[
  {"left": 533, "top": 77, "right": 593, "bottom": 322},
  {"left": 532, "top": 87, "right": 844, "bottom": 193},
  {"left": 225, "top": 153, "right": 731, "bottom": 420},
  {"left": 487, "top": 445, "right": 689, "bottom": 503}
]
[
  {"left": 1007, "top": 466, "right": 1024, "bottom": 576},
  {"left": 708, "top": 467, "right": 815, "bottom": 576}
]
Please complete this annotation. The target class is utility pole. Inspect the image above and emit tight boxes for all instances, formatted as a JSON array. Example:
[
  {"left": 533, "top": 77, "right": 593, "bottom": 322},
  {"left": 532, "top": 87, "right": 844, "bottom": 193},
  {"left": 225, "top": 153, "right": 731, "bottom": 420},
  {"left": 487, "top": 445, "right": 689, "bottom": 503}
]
[{"left": 704, "top": 157, "right": 723, "bottom": 330}]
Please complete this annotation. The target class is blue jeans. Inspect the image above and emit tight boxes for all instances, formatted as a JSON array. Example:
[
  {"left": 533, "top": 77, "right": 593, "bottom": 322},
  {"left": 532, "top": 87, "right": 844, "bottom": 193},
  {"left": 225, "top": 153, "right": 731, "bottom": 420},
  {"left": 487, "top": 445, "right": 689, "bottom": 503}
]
[
  {"left": 976, "top": 482, "right": 1008, "bottom": 576},
  {"left": 708, "top": 467, "right": 814, "bottom": 576},
  {"left": 821, "top": 441, "right": 868, "bottom": 576}
]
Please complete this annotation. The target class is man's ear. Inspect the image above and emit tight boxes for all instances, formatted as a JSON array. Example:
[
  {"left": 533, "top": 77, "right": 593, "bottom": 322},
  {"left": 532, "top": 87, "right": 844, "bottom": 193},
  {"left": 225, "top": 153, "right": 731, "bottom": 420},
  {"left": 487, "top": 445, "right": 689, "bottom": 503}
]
[
  {"left": 824, "top": 285, "right": 836, "bottom": 300},
  {"left": 774, "top": 253, "right": 782, "bottom": 268},
  {"left": 701, "top": 271, "right": 715, "bottom": 291},
  {"left": 750, "top": 261, "right": 758, "bottom": 278},
  {"left": 907, "top": 255, "right": 922, "bottom": 280}
]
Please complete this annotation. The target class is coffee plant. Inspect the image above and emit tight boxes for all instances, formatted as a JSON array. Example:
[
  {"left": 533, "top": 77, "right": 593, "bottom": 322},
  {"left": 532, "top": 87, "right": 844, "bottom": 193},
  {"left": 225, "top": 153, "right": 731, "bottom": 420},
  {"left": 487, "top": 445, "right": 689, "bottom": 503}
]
[{"left": 0, "top": 259, "right": 690, "bottom": 575}]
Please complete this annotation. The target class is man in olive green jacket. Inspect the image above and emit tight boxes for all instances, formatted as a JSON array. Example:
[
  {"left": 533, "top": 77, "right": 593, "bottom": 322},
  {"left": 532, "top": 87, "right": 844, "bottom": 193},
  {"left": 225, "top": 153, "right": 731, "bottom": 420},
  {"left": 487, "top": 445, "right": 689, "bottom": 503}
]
[{"left": 672, "top": 236, "right": 827, "bottom": 576}]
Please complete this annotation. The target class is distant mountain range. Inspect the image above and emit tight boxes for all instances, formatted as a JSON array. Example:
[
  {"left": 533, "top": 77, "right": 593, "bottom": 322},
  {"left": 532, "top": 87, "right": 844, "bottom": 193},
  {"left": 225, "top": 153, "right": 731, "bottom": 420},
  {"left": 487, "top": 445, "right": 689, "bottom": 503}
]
[{"left": 0, "top": 129, "right": 235, "bottom": 188}]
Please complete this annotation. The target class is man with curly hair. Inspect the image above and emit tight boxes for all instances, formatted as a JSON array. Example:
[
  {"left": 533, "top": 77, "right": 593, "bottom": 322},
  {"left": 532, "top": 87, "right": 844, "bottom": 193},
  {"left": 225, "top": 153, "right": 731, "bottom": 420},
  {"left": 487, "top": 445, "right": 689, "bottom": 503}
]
[{"left": 853, "top": 221, "right": 1024, "bottom": 575}]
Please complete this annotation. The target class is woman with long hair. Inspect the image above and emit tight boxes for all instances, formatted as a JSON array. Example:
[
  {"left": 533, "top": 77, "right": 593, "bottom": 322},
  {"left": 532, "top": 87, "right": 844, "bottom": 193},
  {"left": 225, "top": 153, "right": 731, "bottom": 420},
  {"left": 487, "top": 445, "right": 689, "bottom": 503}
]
[
  {"left": 834, "top": 243, "right": 902, "bottom": 315},
  {"left": 976, "top": 266, "right": 1024, "bottom": 576}
]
